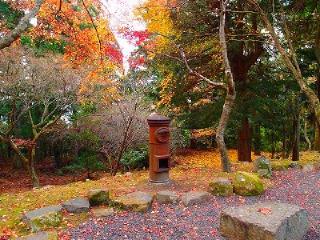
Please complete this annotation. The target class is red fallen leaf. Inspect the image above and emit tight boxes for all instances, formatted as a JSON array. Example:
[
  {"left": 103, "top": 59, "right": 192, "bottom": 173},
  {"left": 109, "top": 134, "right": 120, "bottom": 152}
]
[{"left": 258, "top": 207, "right": 272, "bottom": 215}]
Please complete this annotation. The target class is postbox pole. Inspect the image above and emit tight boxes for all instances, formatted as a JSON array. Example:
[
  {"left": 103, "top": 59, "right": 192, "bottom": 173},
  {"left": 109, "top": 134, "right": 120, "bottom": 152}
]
[{"left": 147, "top": 113, "right": 171, "bottom": 183}]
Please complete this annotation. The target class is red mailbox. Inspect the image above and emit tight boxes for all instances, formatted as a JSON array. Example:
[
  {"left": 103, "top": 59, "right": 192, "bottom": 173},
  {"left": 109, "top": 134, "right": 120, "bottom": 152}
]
[{"left": 147, "top": 113, "right": 171, "bottom": 183}]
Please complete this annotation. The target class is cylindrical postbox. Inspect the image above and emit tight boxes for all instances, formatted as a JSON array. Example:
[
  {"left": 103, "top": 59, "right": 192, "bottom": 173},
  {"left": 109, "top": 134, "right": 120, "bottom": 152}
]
[{"left": 147, "top": 113, "right": 171, "bottom": 183}]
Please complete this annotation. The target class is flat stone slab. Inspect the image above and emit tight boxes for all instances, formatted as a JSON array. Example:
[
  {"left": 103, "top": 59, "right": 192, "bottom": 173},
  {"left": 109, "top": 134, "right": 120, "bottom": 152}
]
[
  {"left": 220, "top": 202, "right": 308, "bottom": 240},
  {"left": 181, "top": 191, "right": 210, "bottom": 206},
  {"left": 62, "top": 198, "right": 90, "bottom": 213},
  {"left": 16, "top": 231, "right": 58, "bottom": 240},
  {"left": 92, "top": 207, "right": 115, "bottom": 217},
  {"left": 156, "top": 191, "right": 179, "bottom": 204},
  {"left": 114, "top": 191, "right": 153, "bottom": 212},
  {"left": 22, "top": 205, "right": 62, "bottom": 232}
]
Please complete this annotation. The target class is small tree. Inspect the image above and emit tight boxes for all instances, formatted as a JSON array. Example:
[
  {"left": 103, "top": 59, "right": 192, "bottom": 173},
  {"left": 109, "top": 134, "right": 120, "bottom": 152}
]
[
  {"left": 0, "top": 48, "right": 78, "bottom": 187},
  {"left": 77, "top": 94, "right": 151, "bottom": 175}
]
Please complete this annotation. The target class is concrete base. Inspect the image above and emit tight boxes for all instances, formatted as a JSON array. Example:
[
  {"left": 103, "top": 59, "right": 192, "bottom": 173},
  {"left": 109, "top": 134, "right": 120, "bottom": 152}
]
[{"left": 149, "top": 171, "right": 170, "bottom": 184}]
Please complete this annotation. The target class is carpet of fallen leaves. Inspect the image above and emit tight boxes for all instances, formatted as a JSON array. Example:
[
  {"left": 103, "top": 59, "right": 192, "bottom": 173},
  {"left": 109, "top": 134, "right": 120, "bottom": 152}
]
[{"left": 0, "top": 149, "right": 319, "bottom": 238}]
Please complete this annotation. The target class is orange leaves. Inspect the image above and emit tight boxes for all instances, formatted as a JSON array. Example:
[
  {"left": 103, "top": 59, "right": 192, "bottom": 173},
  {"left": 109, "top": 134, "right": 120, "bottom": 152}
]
[{"left": 258, "top": 207, "right": 272, "bottom": 215}]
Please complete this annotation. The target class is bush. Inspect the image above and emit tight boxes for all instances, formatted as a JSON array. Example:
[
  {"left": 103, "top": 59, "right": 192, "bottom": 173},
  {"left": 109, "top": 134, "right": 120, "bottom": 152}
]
[
  {"left": 120, "top": 147, "right": 148, "bottom": 171},
  {"left": 62, "top": 151, "right": 105, "bottom": 178}
]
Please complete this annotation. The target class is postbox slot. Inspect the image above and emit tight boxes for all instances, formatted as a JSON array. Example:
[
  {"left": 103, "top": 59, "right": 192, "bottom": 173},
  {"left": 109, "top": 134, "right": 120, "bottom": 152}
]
[
  {"left": 155, "top": 155, "right": 170, "bottom": 172},
  {"left": 159, "top": 158, "right": 169, "bottom": 169}
]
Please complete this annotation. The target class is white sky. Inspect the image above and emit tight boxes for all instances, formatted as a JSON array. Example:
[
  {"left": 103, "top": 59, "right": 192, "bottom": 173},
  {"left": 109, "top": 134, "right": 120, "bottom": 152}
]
[{"left": 102, "top": 0, "right": 146, "bottom": 71}]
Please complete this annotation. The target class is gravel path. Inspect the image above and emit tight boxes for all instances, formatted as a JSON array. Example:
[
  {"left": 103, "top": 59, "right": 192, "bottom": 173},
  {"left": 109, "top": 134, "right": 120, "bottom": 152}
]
[{"left": 62, "top": 169, "right": 320, "bottom": 240}]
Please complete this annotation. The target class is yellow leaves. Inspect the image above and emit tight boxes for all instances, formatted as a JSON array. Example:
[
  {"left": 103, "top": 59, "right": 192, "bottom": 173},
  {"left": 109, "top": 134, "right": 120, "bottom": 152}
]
[
  {"left": 137, "top": 0, "right": 178, "bottom": 53},
  {"left": 157, "top": 72, "right": 174, "bottom": 107}
]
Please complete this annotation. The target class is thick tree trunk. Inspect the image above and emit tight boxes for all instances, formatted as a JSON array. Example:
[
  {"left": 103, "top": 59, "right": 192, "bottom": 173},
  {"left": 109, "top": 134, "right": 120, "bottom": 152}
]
[{"left": 238, "top": 118, "right": 252, "bottom": 162}]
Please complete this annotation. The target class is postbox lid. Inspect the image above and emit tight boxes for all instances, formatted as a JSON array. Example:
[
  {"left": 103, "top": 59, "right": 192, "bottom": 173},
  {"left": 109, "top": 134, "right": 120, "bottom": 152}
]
[{"left": 147, "top": 112, "right": 171, "bottom": 125}]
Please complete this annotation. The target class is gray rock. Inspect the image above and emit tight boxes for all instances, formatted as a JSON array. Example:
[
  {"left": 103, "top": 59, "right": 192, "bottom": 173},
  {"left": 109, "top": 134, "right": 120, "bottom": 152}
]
[
  {"left": 257, "top": 169, "right": 272, "bottom": 179},
  {"left": 220, "top": 202, "right": 308, "bottom": 240},
  {"left": 16, "top": 231, "right": 58, "bottom": 240},
  {"left": 92, "top": 207, "right": 115, "bottom": 217},
  {"left": 289, "top": 162, "right": 302, "bottom": 169},
  {"left": 209, "top": 178, "right": 233, "bottom": 196},
  {"left": 303, "top": 164, "right": 315, "bottom": 172},
  {"left": 254, "top": 156, "right": 272, "bottom": 178},
  {"left": 62, "top": 198, "right": 90, "bottom": 213},
  {"left": 181, "top": 191, "right": 210, "bottom": 206},
  {"left": 22, "top": 205, "right": 62, "bottom": 232},
  {"left": 156, "top": 191, "right": 179, "bottom": 204},
  {"left": 114, "top": 191, "right": 154, "bottom": 212},
  {"left": 88, "top": 189, "right": 110, "bottom": 206}
]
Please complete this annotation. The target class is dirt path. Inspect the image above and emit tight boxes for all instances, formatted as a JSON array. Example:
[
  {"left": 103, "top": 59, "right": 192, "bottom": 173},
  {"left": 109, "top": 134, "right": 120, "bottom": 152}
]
[{"left": 61, "top": 169, "right": 320, "bottom": 240}]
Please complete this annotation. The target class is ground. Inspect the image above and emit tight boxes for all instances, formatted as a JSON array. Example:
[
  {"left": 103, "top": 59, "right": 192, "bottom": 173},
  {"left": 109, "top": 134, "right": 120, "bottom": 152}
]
[
  {"left": 61, "top": 169, "right": 320, "bottom": 240},
  {"left": 0, "top": 150, "right": 319, "bottom": 239}
]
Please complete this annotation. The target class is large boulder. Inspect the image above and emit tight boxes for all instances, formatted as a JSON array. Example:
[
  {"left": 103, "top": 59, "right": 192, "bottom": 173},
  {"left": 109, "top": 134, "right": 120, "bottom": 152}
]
[
  {"left": 62, "top": 198, "right": 90, "bottom": 213},
  {"left": 208, "top": 178, "right": 233, "bottom": 196},
  {"left": 233, "top": 171, "right": 264, "bottom": 196},
  {"left": 181, "top": 191, "right": 210, "bottom": 206},
  {"left": 254, "top": 156, "right": 272, "bottom": 178},
  {"left": 88, "top": 189, "right": 110, "bottom": 206},
  {"left": 114, "top": 191, "right": 154, "bottom": 212},
  {"left": 22, "top": 205, "right": 62, "bottom": 232},
  {"left": 220, "top": 202, "right": 308, "bottom": 240},
  {"left": 156, "top": 191, "right": 179, "bottom": 204}
]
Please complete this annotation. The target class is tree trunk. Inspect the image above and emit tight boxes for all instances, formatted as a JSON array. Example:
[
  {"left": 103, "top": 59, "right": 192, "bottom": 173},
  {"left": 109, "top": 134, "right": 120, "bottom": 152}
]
[
  {"left": 303, "top": 118, "right": 311, "bottom": 151},
  {"left": 238, "top": 118, "right": 252, "bottom": 162},
  {"left": 282, "top": 124, "right": 287, "bottom": 158},
  {"left": 30, "top": 146, "right": 40, "bottom": 187},
  {"left": 253, "top": 123, "right": 261, "bottom": 155},
  {"left": 292, "top": 98, "right": 300, "bottom": 161},
  {"left": 271, "top": 131, "right": 275, "bottom": 159},
  {"left": 215, "top": 0, "right": 236, "bottom": 173}
]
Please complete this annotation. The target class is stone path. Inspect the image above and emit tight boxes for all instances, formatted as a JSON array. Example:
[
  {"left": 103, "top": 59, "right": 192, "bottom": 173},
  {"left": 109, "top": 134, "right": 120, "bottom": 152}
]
[{"left": 62, "top": 169, "right": 320, "bottom": 240}]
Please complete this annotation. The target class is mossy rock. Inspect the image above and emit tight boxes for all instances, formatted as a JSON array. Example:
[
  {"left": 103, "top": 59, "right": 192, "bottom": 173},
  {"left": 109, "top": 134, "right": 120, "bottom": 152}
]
[
  {"left": 88, "top": 189, "right": 110, "bottom": 206},
  {"left": 22, "top": 205, "right": 62, "bottom": 232},
  {"left": 233, "top": 171, "right": 264, "bottom": 196},
  {"left": 254, "top": 156, "right": 272, "bottom": 178},
  {"left": 271, "top": 161, "right": 291, "bottom": 171},
  {"left": 209, "top": 178, "right": 233, "bottom": 196}
]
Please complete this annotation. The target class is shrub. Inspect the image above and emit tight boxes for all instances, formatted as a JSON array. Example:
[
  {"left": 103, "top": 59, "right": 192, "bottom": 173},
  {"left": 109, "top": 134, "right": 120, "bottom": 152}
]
[{"left": 120, "top": 147, "right": 148, "bottom": 171}]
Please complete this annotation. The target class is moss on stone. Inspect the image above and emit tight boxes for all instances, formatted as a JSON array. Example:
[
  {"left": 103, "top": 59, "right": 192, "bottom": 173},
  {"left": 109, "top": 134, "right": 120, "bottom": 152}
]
[
  {"left": 233, "top": 171, "right": 264, "bottom": 196},
  {"left": 209, "top": 178, "right": 233, "bottom": 196},
  {"left": 88, "top": 189, "right": 110, "bottom": 206},
  {"left": 29, "top": 212, "right": 62, "bottom": 232}
]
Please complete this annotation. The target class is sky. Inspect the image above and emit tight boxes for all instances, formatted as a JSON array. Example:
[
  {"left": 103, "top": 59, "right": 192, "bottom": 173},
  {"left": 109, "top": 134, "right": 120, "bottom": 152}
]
[{"left": 102, "top": 0, "right": 146, "bottom": 71}]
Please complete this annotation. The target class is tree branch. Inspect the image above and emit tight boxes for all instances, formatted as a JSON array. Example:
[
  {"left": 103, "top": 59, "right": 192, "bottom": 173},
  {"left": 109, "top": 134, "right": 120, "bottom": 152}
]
[
  {"left": 0, "top": 0, "right": 44, "bottom": 50},
  {"left": 179, "top": 49, "right": 226, "bottom": 89}
]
